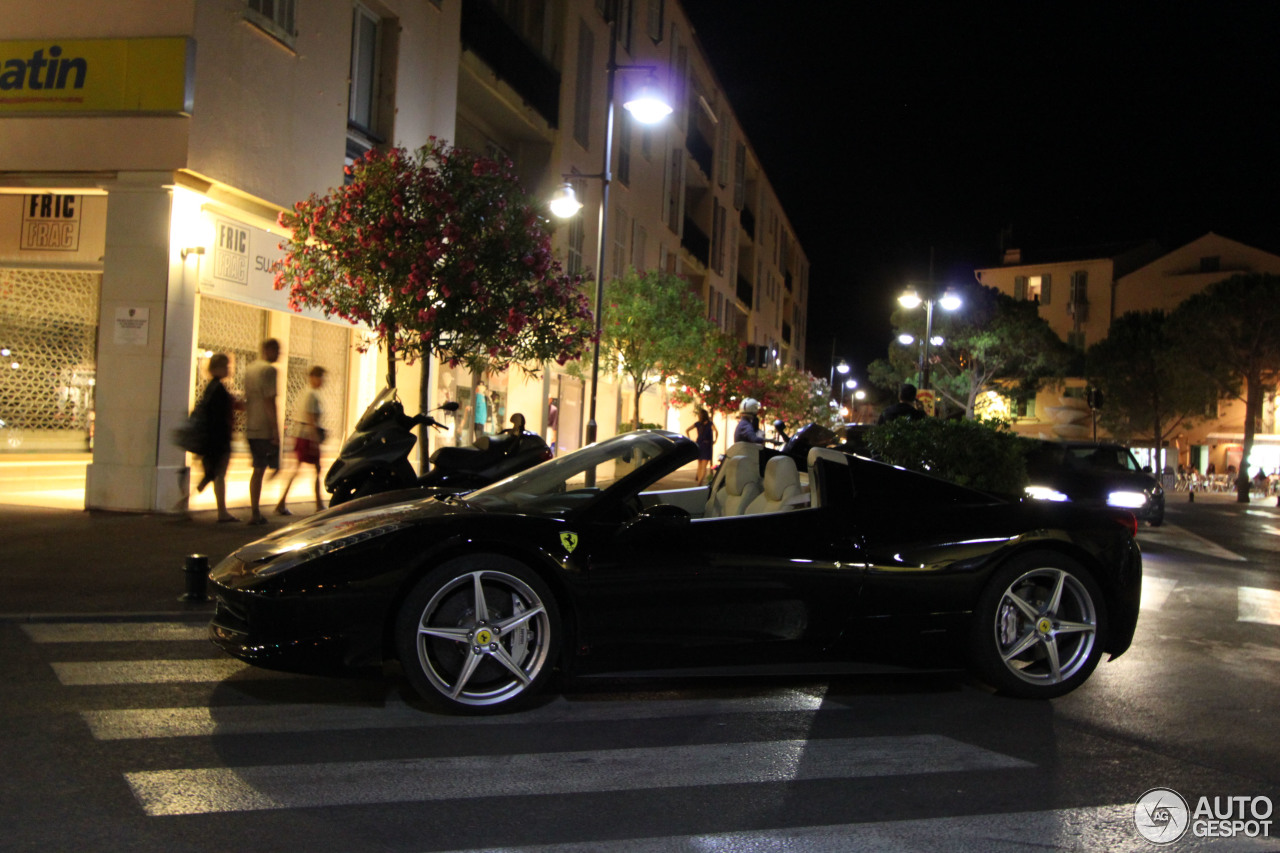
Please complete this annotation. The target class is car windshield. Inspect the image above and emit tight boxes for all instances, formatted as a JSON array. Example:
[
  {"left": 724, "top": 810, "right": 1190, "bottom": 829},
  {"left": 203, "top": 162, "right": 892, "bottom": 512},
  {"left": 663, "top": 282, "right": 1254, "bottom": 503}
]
[
  {"left": 462, "top": 431, "right": 683, "bottom": 517},
  {"left": 1069, "top": 446, "right": 1141, "bottom": 472}
]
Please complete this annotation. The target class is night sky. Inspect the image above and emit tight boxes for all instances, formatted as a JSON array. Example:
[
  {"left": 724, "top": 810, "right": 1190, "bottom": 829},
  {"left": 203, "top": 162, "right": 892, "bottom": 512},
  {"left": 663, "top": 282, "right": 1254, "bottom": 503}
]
[{"left": 680, "top": 2, "right": 1280, "bottom": 384}]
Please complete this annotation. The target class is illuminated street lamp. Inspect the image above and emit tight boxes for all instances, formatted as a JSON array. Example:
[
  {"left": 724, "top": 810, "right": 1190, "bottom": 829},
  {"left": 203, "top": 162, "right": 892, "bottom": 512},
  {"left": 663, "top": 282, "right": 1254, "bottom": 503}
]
[
  {"left": 898, "top": 286, "right": 960, "bottom": 390},
  {"left": 550, "top": 2, "right": 671, "bottom": 477},
  {"left": 828, "top": 347, "right": 850, "bottom": 403}
]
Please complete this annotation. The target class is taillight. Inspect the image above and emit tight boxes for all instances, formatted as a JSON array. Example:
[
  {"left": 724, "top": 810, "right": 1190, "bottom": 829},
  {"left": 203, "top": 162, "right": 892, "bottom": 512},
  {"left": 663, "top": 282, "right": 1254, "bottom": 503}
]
[{"left": 1111, "top": 510, "right": 1138, "bottom": 537}]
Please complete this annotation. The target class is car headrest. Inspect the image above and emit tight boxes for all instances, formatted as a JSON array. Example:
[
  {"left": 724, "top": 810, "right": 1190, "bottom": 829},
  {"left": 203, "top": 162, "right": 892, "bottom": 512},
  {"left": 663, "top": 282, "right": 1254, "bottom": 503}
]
[
  {"left": 762, "top": 455, "right": 800, "bottom": 499},
  {"left": 725, "top": 455, "right": 761, "bottom": 495}
]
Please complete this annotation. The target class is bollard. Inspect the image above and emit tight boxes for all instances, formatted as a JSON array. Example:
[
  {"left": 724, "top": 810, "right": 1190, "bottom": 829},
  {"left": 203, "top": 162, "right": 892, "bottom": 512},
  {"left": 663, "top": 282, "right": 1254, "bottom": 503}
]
[
  {"left": 1188, "top": 490, "right": 1194, "bottom": 502},
  {"left": 180, "top": 554, "right": 210, "bottom": 602}
]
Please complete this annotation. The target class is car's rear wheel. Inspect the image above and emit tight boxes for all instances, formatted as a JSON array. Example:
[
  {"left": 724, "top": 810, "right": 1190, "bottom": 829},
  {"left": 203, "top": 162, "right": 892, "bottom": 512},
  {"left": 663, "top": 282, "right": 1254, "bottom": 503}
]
[
  {"left": 969, "top": 552, "right": 1107, "bottom": 699},
  {"left": 396, "top": 554, "right": 559, "bottom": 713}
]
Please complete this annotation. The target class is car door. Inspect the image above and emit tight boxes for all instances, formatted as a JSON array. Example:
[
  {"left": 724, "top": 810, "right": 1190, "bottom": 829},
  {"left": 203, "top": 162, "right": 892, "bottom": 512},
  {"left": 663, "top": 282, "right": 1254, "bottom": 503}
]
[{"left": 580, "top": 504, "right": 863, "bottom": 674}]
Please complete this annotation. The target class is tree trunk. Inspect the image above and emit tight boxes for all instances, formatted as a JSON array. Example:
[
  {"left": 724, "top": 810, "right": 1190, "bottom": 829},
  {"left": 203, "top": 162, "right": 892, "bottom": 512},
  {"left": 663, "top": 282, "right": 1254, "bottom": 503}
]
[
  {"left": 384, "top": 319, "right": 397, "bottom": 390},
  {"left": 632, "top": 382, "right": 643, "bottom": 431},
  {"left": 1236, "top": 366, "right": 1263, "bottom": 503},
  {"left": 417, "top": 353, "right": 432, "bottom": 471}
]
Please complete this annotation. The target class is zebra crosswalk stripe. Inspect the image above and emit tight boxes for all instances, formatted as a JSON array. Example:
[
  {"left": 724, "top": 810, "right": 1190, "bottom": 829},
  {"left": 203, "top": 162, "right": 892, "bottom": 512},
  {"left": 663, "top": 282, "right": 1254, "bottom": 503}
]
[
  {"left": 124, "top": 735, "right": 1033, "bottom": 816},
  {"left": 22, "top": 622, "right": 208, "bottom": 643},
  {"left": 83, "top": 691, "right": 828, "bottom": 740}
]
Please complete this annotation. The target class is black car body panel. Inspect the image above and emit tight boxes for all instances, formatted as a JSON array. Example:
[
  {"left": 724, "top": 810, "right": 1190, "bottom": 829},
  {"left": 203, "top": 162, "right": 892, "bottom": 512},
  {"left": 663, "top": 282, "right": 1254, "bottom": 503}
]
[
  {"left": 1024, "top": 440, "right": 1166, "bottom": 525},
  {"left": 209, "top": 430, "right": 1141, "bottom": 703}
]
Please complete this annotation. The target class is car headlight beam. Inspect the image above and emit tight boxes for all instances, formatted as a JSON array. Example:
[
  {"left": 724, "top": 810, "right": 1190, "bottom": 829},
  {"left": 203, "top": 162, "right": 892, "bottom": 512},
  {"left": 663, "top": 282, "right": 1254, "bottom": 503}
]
[
  {"left": 1025, "top": 485, "right": 1070, "bottom": 502},
  {"left": 1106, "top": 490, "right": 1148, "bottom": 509}
]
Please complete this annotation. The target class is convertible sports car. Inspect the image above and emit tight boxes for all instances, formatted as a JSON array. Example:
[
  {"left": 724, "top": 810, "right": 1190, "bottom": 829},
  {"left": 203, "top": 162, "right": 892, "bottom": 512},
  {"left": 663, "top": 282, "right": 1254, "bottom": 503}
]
[{"left": 209, "top": 430, "right": 1142, "bottom": 712}]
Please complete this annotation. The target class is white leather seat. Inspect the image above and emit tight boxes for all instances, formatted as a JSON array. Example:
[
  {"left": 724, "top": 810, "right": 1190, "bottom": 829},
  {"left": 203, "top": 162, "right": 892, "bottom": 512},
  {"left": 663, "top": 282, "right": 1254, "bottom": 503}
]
[
  {"left": 745, "top": 455, "right": 802, "bottom": 514},
  {"left": 705, "top": 442, "right": 762, "bottom": 517},
  {"left": 719, "top": 455, "right": 763, "bottom": 516}
]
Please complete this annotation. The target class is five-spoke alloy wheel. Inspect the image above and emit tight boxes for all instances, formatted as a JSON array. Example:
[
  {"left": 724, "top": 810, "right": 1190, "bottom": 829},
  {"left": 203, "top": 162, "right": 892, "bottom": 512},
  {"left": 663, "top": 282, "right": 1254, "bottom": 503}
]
[
  {"left": 397, "top": 554, "right": 560, "bottom": 713},
  {"left": 969, "top": 553, "right": 1107, "bottom": 699}
]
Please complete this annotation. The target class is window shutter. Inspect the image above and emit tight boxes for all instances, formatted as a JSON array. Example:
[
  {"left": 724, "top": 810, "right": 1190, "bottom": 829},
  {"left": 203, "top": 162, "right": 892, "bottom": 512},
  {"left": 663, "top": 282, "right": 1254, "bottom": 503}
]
[
  {"left": 1041, "top": 274, "right": 1051, "bottom": 306},
  {"left": 1014, "top": 276, "right": 1027, "bottom": 300}
]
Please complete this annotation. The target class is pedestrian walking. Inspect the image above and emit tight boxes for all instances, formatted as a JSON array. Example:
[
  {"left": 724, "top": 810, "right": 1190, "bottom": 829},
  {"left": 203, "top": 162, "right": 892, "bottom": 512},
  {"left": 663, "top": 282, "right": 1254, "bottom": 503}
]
[
  {"left": 195, "top": 352, "right": 237, "bottom": 522},
  {"left": 276, "top": 365, "right": 326, "bottom": 515},
  {"left": 244, "top": 338, "right": 281, "bottom": 524}
]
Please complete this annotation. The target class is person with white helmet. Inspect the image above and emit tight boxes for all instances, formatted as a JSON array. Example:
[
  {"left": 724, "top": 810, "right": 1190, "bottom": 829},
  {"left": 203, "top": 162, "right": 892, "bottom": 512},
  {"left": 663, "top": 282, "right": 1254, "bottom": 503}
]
[{"left": 734, "top": 397, "right": 766, "bottom": 444}]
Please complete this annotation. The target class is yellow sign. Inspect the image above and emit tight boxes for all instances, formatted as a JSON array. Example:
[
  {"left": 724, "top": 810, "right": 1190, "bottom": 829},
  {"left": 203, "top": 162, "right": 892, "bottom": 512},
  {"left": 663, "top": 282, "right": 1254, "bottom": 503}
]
[{"left": 0, "top": 38, "right": 194, "bottom": 115}]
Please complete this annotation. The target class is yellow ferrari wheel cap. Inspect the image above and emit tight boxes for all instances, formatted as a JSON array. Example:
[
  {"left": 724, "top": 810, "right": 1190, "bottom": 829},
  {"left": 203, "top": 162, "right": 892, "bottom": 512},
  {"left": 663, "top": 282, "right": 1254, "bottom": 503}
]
[{"left": 475, "top": 629, "right": 493, "bottom": 645}]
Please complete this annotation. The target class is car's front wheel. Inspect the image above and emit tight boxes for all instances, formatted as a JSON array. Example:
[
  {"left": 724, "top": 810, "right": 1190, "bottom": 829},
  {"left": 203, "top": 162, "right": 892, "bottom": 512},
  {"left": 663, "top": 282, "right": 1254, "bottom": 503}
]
[
  {"left": 968, "top": 552, "right": 1107, "bottom": 699},
  {"left": 396, "top": 554, "right": 560, "bottom": 713}
]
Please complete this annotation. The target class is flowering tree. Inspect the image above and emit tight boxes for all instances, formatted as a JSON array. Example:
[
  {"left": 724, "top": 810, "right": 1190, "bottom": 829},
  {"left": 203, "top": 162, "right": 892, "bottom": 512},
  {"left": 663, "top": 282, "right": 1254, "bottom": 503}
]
[
  {"left": 272, "top": 139, "right": 594, "bottom": 386},
  {"left": 672, "top": 338, "right": 836, "bottom": 428}
]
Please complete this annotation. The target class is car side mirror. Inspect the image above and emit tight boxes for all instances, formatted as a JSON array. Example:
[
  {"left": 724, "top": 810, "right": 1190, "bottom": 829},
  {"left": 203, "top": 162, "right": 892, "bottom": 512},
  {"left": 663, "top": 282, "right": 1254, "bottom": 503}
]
[
  {"left": 636, "top": 504, "right": 691, "bottom": 524},
  {"left": 1142, "top": 465, "right": 1152, "bottom": 474}
]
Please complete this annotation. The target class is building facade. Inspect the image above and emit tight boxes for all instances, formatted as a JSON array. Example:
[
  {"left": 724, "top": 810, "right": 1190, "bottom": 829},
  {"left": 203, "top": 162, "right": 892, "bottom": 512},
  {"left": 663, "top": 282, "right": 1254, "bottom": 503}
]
[
  {"left": 974, "top": 233, "right": 1280, "bottom": 475},
  {"left": 0, "top": 0, "right": 808, "bottom": 511}
]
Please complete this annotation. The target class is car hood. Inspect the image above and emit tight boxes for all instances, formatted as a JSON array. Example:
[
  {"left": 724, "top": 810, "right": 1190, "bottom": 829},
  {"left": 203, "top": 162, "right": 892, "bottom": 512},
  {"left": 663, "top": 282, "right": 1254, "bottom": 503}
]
[{"left": 232, "top": 496, "right": 470, "bottom": 563}]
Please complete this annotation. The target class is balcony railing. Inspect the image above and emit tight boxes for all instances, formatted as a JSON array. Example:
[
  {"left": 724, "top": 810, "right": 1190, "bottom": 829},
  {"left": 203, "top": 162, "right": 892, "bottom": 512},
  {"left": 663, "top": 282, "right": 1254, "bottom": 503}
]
[
  {"left": 687, "top": 123, "right": 713, "bottom": 178},
  {"left": 681, "top": 216, "right": 710, "bottom": 267},
  {"left": 460, "top": 0, "right": 561, "bottom": 128}
]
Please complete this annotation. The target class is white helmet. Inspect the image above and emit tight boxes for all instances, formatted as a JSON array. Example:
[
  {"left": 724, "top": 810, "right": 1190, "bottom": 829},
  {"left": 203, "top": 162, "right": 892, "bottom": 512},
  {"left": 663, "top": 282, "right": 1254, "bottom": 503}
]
[{"left": 739, "top": 397, "right": 760, "bottom": 414}]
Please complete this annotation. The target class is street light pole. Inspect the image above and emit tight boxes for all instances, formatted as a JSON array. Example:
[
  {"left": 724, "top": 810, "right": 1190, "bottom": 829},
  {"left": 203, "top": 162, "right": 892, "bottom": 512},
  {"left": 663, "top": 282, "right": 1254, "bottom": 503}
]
[
  {"left": 921, "top": 297, "right": 936, "bottom": 390},
  {"left": 583, "top": 23, "right": 620, "bottom": 457},
  {"left": 550, "top": 1, "right": 670, "bottom": 484}
]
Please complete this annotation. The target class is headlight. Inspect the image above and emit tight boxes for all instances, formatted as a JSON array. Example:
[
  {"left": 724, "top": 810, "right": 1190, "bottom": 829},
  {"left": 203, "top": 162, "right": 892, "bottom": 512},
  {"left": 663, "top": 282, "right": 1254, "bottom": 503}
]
[
  {"left": 253, "top": 523, "right": 406, "bottom": 577},
  {"left": 1026, "top": 485, "right": 1070, "bottom": 502},
  {"left": 1107, "top": 490, "right": 1148, "bottom": 509}
]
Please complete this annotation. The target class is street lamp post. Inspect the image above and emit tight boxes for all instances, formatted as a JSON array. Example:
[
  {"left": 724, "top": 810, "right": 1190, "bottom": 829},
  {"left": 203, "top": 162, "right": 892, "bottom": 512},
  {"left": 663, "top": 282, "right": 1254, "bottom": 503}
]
[
  {"left": 898, "top": 287, "right": 960, "bottom": 391},
  {"left": 828, "top": 338, "right": 850, "bottom": 403},
  {"left": 549, "top": 2, "right": 670, "bottom": 483}
]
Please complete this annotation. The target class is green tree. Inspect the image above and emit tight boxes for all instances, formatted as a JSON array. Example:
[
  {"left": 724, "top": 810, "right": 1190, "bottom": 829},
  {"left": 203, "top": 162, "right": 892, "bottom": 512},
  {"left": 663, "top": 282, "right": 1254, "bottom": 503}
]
[
  {"left": 870, "top": 283, "right": 1073, "bottom": 418},
  {"left": 596, "top": 269, "right": 719, "bottom": 430},
  {"left": 1086, "top": 310, "right": 1218, "bottom": 472},
  {"left": 865, "top": 417, "right": 1030, "bottom": 494},
  {"left": 1168, "top": 273, "right": 1280, "bottom": 502},
  {"left": 272, "top": 140, "right": 593, "bottom": 387}
]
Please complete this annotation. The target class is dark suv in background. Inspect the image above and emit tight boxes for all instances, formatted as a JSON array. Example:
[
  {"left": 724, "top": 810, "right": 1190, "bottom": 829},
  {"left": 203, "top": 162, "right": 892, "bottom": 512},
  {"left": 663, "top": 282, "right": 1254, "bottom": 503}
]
[{"left": 1023, "top": 440, "right": 1165, "bottom": 526}]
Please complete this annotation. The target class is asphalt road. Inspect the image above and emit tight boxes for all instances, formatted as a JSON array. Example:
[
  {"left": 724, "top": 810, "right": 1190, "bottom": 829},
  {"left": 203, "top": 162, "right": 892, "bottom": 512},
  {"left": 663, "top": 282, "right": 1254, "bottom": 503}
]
[{"left": 1, "top": 494, "right": 1278, "bottom": 852}]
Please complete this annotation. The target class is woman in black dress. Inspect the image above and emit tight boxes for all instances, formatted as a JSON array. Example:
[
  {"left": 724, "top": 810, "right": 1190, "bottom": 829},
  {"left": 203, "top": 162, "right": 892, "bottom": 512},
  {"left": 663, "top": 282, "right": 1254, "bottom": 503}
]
[{"left": 685, "top": 408, "right": 718, "bottom": 486}]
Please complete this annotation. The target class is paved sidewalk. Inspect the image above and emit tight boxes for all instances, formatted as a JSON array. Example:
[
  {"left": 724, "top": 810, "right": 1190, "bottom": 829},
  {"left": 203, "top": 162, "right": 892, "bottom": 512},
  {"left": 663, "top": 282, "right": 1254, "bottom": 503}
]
[{"left": 0, "top": 504, "right": 319, "bottom": 622}]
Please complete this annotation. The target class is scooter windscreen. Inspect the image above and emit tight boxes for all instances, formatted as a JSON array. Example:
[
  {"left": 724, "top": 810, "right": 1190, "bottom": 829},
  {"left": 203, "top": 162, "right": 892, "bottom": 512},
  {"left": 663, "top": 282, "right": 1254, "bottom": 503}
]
[{"left": 353, "top": 387, "right": 403, "bottom": 431}]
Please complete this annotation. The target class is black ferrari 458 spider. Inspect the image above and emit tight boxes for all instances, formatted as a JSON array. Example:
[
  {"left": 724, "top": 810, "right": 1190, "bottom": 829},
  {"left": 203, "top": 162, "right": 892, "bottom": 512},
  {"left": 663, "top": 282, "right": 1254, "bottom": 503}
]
[{"left": 209, "top": 430, "right": 1142, "bottom": 712}]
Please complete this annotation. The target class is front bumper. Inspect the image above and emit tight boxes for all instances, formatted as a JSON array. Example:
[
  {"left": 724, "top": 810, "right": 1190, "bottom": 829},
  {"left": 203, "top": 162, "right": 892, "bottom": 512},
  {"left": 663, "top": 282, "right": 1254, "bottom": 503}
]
[{"left": 208, "top": 560, "right": 388, "bottom": 676}]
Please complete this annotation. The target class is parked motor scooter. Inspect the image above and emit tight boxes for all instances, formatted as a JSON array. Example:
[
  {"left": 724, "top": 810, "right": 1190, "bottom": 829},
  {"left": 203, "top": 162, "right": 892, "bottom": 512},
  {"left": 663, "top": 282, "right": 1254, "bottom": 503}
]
[{"left": 324, "top": 388, "right": 551, "bottom": 506}]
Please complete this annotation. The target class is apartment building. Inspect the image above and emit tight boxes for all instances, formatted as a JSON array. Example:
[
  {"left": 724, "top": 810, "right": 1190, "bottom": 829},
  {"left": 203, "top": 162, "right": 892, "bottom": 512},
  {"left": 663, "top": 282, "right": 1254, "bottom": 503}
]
[
  {"left": 974, "top": 233, "right": 1280, "bottom": 474},
  {"left": 0, "top": 0, "right": 808, "bottom": 511}
]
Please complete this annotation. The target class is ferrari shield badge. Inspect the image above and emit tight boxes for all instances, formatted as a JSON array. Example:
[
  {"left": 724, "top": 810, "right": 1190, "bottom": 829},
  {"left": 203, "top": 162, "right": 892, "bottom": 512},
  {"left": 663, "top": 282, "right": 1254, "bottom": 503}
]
[{"left": 559, "top": 531, "right": 579, "bottom": 554}]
